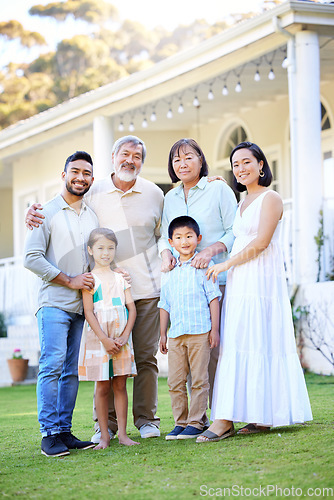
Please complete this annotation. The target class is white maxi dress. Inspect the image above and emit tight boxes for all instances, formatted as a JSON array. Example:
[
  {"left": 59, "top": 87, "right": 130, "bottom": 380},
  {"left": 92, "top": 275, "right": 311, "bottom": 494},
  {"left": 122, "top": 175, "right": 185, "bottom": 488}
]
[{"left": 211, "top": 190, "right": 312, "bottom": 427}]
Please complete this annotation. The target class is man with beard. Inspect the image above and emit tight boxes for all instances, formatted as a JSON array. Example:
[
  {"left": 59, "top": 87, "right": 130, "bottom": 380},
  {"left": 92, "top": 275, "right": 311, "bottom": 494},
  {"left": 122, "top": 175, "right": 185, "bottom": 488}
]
[
  {"left": 24, "top": 151, "right": 98, "bottom": 457},
  {"left": 85, "top": 136, "right": 163, "bottom": 440},
  {"left": 26, "top": 137, "right": 164, "bottom": 440}
]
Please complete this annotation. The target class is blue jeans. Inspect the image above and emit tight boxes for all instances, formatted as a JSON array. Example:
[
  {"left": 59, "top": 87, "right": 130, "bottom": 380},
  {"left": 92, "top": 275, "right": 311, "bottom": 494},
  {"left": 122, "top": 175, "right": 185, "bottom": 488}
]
[{"left": 36, "top": 307, "right": 84, "bottom": 437}]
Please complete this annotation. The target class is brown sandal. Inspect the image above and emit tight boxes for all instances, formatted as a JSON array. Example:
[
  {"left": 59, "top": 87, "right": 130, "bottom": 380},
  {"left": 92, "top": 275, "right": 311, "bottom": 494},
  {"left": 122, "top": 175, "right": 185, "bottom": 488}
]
[{"left": 237, "top": 423, "right": 270, "bottom": 435}]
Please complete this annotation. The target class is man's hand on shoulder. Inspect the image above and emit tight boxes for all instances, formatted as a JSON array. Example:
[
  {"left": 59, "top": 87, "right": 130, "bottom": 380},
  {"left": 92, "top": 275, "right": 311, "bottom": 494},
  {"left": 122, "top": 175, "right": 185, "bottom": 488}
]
[
  {"left": 207, "top": 175, "right": 227, "bottom": 184},
  {"left": 114, "top": 267, "right": 132, "bottom": 284},
  {"left": 25, "top": 203, "right": 45, "bottom": 230},
  {"left": 68, "top": 273, "right": 95, "bottom": 291},
  {"left": 52, "top": 272, "right": 95, "bottom": 291}
]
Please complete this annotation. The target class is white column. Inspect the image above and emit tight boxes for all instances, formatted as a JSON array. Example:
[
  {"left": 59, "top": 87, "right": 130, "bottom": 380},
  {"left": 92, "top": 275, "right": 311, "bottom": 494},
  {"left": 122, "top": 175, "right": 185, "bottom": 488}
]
[
  {"left": 289, "top": 31, "right": 322, "bottom": 285},
  {"left": 93, "top": 116, "right": 114, "bottom": 180}
]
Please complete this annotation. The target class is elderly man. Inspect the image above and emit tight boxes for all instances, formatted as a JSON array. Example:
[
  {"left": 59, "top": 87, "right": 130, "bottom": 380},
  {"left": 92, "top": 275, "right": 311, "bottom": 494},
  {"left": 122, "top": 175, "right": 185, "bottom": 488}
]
[
  {"left": 85, "top": 135, "right": 163, "bottom": 439},
  {"left": 24, "top": 151, "right": 98, "bottom": 456},
  {"left": 26, "top": 136, "right": 163, "bottom": 439}
]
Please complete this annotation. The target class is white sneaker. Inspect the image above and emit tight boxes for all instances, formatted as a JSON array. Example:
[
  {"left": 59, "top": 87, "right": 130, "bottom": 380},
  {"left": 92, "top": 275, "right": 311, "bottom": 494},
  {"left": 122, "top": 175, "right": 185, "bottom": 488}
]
[
  {"left": 91, "top": 428, "right": 115, "bottom": 444},
  {"left": 139, "top": 423, "right": 160, "bottom": 438}
]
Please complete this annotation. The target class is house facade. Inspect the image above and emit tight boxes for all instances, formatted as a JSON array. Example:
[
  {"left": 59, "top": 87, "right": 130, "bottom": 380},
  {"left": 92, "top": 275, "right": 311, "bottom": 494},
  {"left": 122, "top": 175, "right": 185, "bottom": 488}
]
[{"left": 0, "top": 0, "right": 333, "bottom": 383}]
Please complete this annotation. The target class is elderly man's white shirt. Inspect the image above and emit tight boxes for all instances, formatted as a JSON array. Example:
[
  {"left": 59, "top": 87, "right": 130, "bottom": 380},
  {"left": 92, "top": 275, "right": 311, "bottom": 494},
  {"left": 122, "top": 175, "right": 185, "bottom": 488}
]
[{"left": 84, "top": 174, "right": 164, "bottom": 300}]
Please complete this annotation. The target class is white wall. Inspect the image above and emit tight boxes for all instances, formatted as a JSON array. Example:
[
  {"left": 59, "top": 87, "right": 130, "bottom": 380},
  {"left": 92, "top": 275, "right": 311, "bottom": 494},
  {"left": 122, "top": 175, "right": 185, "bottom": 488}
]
[
  {"left": 296, "top": 282, "right": 334, "bottom": 376},
  {"left": 12, "top": 129, "right": 93, "bottom": 255},
  {"left": 0, "top": 189, "right": 13, "bottom": 258}
]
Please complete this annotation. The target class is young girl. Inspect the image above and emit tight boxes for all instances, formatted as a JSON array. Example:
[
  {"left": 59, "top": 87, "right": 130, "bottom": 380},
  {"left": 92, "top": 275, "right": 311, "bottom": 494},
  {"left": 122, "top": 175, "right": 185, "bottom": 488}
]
[{"left": 79, "top": 227, "right": 139, "bottom": 448}]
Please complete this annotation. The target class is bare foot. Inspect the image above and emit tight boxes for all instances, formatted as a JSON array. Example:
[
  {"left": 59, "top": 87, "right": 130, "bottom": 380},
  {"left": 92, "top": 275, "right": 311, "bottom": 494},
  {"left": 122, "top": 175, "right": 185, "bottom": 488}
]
[
  {"left": 94, "top": 438, "right": 110, "bottom": 450},
  {"left": 118, "top": 435, "right": 140, "bottom": 446}
]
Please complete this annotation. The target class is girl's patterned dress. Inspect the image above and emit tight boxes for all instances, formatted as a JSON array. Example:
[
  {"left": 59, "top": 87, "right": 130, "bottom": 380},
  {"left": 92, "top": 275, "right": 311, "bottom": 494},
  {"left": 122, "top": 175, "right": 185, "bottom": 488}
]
[{"left": 78, "top": 271, "right": 136, "bottom": 381}]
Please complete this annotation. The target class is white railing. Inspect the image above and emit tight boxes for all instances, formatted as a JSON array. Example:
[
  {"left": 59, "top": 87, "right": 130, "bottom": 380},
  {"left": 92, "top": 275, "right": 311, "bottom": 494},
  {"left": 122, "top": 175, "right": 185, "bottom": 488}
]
[
  {"left": 0, "top": 256, "right": 39, "bottom": 321},
  {"left": 279, "top": 197, "right": 334, "bottom": 286},
  {"left": 322, "top": 198, "right": 334, "bottom": 281},
  {"left": 281, "top": 198, "right": 293, "bottom": 288}
]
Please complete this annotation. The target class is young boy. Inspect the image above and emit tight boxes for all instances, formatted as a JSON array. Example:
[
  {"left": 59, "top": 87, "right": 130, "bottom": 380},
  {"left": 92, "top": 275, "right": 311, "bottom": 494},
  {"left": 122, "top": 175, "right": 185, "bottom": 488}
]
[{"left": 159, "top": 216, "right": 221, "bottom": 440}]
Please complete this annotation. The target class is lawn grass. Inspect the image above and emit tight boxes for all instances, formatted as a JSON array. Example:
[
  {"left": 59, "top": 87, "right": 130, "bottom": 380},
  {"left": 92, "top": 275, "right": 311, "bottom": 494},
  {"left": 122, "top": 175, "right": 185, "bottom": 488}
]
[{"left": 0, "top": 373, "right": 333, "bottom": 499}]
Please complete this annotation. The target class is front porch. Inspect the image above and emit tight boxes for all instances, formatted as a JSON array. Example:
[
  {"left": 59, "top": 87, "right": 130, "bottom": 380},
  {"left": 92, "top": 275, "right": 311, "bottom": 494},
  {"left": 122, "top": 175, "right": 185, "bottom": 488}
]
[{"left": 1, "top": 197, "right": 333, "bottom": 386}]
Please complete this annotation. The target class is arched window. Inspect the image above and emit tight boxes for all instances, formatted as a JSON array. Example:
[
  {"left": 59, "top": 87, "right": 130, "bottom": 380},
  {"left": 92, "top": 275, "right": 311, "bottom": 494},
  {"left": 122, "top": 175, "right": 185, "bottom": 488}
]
[
  {"left": 321, "top": 102, "right": 331, "bottom": 131},
  {"left": 216, "top": 125, "right": 248, "bottom": 198},
  {"left": 217, "top": 125, "right": 248, "bottom": 163},
  {"left": 321, "top": 102, "right": 333, "bottom": 203},
  {"left": 216, "top": 124, "right": 282, "bottom": 196}
]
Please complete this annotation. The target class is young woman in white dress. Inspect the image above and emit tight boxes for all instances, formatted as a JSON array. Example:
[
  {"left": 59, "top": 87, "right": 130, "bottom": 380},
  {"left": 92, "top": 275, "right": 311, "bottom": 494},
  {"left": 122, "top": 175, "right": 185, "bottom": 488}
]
[{"left": 197, "top": 142, "right": 312, "bottom": 443}]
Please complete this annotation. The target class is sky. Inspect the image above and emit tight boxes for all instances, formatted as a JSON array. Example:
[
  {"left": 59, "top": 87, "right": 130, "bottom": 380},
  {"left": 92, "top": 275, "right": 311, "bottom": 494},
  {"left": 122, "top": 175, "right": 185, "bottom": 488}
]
[
  {"left": 2, "top": 0, "right": 267, "bottom": 32},
  {"left": 0, "top": 0, "right": 270, "bottom": 66},
  {"left": 7, "top": 1, "right": 332, "bottom": 68}
]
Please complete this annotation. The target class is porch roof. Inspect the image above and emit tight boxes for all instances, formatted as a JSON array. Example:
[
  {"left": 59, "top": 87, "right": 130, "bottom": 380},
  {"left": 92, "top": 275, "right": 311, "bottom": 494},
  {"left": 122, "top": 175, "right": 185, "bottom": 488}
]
[{"left": 0, "top": 0, "right": 333, "bottom": 161}]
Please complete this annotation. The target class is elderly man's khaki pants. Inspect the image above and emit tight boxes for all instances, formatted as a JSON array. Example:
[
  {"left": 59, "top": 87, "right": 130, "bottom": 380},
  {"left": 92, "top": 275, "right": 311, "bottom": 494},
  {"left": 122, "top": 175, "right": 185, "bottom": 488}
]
[{"left": 93, "top": 297, "right": 160, "bottom": 431}]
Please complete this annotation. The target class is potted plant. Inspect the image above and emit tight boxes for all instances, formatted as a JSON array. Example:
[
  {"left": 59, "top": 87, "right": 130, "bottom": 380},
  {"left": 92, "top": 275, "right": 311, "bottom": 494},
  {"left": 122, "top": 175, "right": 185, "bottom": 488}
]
[{"left": 7, "top": 349, "right": 29, "bottom": 383}]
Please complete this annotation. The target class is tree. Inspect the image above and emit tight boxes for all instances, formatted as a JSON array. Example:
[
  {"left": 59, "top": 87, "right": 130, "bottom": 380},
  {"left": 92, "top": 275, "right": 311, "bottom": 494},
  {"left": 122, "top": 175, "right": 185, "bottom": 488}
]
[
  {"left": 0, "top": 0, "right": 264, "bottom": 130},
  {"left": 0, "top": 62, "right": 56, "bottom": 128},
  {"left": 27, "top": 0, "right": 129, "bottom": 99},
  {"left": 54, "top": 35, "right": 128, "bottom": 98},
  {"left": 0, "top": 20, "right": 46, "bottom": 48}
]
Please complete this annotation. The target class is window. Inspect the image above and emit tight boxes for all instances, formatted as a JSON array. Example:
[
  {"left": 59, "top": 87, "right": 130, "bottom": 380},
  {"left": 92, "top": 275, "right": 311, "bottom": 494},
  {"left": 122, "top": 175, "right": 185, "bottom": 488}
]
[
  {"left": 217, "top": 125, "right": 248, "bottom": 162},
  {"left": 266, "top": 154, "right": 280, "bottom": 193},
  {"left": 157, "top": 183, "right": 173, "bottom": 195},
  {"left": 19, "top": 191, "right": 38, "bottom": 253},
  {"left": 216, "top": 125, "right": 248, "bottom": 199},
  {"left": 321, "top": 103, "right": 331, "bottom": 131}
]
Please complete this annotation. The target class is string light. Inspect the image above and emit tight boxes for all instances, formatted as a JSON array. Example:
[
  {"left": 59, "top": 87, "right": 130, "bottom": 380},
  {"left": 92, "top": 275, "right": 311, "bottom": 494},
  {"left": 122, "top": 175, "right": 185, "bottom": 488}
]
[
  {"left": 113, "top": 53, "right": 282, "bottom": 127},
  {"left": 268, "top": 68, "right": 275, "bottom": 80},
  {"left": 193, "top": 95, "right": 200, "bottom": 107},
  {"left": 208, "top": 88, "right": 214, "bottom": 100},
  {"left": 167, "top": 108, "right": 173, "bottom": 119},
  {"left": 265, "top": 51, "right": 276, "bottom": 80},
  {"left": 280, "top": 46, "right": 288, "bottom": 69},
  {"left": 233, "top": 66, "right": 245, "bottom": 94}
]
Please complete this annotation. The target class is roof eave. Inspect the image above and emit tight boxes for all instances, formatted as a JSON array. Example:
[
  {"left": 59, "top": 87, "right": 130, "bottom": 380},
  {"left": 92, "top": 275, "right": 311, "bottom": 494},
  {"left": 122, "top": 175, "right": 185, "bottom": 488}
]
[{"left": 0, "top": 0, "right": 333, "bottom": 154}]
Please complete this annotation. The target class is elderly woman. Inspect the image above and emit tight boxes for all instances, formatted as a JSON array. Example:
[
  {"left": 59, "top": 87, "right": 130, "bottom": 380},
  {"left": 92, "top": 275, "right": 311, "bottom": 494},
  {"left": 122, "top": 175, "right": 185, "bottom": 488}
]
[{"left": 159, "top": 138, "right": 237, "bottom": 413}]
